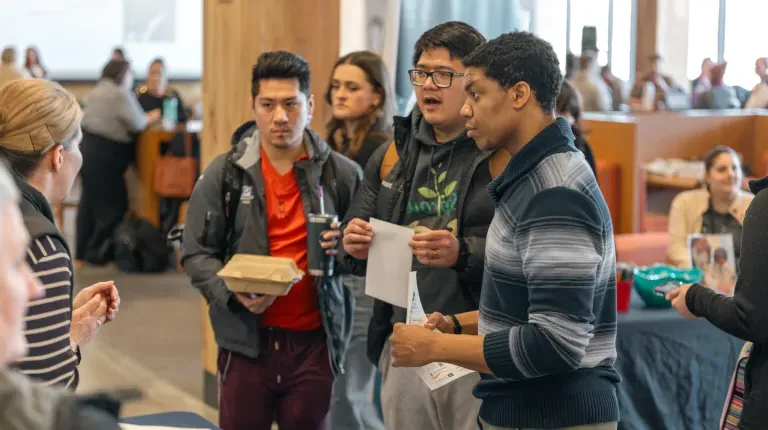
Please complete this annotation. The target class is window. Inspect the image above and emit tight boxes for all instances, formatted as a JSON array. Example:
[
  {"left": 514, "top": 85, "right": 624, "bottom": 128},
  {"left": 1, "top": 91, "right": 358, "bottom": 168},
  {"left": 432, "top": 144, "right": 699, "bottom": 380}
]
[
  {"left": 723, "top": 0, "right": 768, "bottom": 89},
  {"left": 686, "top": 0, "right": 720, "bottom": 81},
  {"left": 610, "top": 0, "right": 633, "bottom": 82},
  {"left": 569, "top": 0, "right": 610, "bottom": 65},
  {"left": 530, "top": 0, "right": 568, "bottom": 73}
]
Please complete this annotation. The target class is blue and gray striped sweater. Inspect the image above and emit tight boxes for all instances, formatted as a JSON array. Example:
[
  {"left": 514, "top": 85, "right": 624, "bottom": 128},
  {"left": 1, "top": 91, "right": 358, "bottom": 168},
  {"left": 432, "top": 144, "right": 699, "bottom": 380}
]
[{"left": 474, "top": 118, "right": 620, "bottom": 428}]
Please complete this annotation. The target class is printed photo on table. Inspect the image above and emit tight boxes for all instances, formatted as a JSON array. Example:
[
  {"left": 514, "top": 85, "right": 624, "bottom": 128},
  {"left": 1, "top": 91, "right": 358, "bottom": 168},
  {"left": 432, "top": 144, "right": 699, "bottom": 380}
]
[{"left": 687, "top": 233, "right": 737, "bottom": 295}]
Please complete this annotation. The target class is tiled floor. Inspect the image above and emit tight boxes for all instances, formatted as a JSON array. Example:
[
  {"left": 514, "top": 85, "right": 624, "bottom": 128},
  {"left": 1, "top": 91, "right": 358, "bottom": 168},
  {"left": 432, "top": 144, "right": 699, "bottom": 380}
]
[{"left": 73, "top": 264, "right": 219, "bottom": 425}]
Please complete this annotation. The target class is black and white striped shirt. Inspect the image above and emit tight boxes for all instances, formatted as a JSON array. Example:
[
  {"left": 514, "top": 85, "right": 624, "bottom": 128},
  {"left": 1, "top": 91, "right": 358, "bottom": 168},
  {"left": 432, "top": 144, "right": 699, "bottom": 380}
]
[{"left": 13, "top": 235, "right": 79, "bottom": 389}]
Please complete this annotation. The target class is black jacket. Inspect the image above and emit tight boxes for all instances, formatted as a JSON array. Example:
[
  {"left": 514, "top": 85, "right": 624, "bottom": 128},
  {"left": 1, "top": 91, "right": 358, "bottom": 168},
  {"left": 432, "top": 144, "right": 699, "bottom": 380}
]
[
  {"left": 341, "top": 108, "right": 496, "bottom": 366},
  {"left": 329, "top": 128, "right": 391, "bottom": 169},
  {"left": 181, "top": 122, "right": 362, "bottom": 375},
  {"left": 686, "top": 175, "right": 768, "bottom": 429}
]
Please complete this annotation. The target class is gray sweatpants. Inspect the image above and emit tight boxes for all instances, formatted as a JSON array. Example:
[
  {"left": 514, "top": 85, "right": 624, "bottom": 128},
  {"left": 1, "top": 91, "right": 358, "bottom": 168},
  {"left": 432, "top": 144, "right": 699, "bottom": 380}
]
[
  {"left": 479, "top": 419, "right": 618, "bottom": 430},
  {"left": 327, "top": 276, "right": 385, "bottom": 430},
  {"left": 379, "top": 339, "right": 482, "bottom": 430}
]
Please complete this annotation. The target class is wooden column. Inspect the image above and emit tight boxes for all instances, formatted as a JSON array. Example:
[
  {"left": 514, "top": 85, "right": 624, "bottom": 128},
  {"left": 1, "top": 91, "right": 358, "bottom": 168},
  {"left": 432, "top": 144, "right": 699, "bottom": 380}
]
[
  {"left": 200, "top": 0, "right": 340, "bottom": 407},
  {"left": 634, "top": 0, "right": 658, "bottom": 75}
]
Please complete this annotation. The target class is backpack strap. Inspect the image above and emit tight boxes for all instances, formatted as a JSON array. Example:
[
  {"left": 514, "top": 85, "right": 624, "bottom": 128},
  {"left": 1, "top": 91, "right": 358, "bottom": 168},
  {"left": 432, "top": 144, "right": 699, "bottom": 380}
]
[
  {"left": 222, "top": 147, "right": 243, "bottom": 261},
  {"left": 379, "top": 140, "right": 509, "bottom": 182},
  {"left": 379, "top": 141, "right": 398, "bottom": 181}
]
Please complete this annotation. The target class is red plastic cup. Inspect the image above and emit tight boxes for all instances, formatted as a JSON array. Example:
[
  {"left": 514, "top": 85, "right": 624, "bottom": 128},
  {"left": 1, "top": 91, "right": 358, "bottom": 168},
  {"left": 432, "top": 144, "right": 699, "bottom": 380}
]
[{"left": 617, "top": 280, "right": 632, "bottom": 312}]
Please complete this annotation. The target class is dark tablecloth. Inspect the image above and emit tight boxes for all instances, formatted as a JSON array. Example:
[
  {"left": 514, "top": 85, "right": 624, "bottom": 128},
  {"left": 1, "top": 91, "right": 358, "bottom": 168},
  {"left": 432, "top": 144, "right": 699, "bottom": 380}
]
[
  {"left": 121, "top": 411, "right": 218, "bottom": 429},
  {"left": 617, "top": 291, "right": 744, "bottom": 430}
]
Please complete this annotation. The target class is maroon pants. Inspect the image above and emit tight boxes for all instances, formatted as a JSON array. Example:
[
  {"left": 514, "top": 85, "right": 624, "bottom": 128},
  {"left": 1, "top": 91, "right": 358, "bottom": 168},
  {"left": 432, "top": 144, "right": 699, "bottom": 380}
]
[{"left": 218, "top": 327, "right": 334, "bottom": 430}]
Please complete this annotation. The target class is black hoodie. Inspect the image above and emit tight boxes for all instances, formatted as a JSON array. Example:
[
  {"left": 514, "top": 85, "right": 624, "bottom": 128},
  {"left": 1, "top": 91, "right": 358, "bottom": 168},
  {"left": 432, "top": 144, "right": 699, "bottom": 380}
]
[{"left": 341, "top": 107, "right": 497, "bottom": 364}]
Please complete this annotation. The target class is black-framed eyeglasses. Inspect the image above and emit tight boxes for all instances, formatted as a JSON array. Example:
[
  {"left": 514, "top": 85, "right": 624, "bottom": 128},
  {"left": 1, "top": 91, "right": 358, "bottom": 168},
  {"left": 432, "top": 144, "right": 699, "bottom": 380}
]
[{"left": 409, "top": 69, "right": 465, "bottom": 88}]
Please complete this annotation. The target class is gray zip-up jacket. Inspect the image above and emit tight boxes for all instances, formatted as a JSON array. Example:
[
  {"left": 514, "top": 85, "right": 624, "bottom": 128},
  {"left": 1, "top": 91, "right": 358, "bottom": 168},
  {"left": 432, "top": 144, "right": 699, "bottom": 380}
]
[
  {"left": 0, "top": 368, "right": 120, "bottom": 429},
  {"left": 181, "top": 121, "right": 361, "bottom": 375}
]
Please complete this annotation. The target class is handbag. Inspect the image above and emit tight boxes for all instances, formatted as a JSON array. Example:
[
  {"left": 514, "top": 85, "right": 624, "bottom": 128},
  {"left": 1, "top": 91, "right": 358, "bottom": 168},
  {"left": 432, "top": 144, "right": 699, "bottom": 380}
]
[
  {"left": 721, "top": 342, "right": 752, "bottom": 429},
  {"left": 154, "top": 132, "right": 197, "bottom": 199}
]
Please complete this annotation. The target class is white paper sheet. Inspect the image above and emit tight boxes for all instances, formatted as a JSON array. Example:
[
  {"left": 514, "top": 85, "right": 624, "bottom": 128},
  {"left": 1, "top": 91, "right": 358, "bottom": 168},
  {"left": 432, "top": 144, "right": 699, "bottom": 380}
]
[
  {"left": 405, "top": 272, "right": 475, "bottom": 391},
  {"left": 364, "top": 218, "right": 413, "bottom": 308},
  {"left": 120, "top": 425, "right": 209, "bottom": 430}
]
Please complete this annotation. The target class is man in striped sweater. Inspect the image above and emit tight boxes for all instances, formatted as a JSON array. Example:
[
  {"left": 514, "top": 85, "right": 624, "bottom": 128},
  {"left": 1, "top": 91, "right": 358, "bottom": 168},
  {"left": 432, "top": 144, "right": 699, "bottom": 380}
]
[{"left": 389, "top": 32, "right": 620, "bottom": 429}]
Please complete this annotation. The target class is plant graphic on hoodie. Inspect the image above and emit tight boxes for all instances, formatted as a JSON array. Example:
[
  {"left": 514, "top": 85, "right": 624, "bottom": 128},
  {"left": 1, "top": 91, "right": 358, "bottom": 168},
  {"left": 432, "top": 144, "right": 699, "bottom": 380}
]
[{"left": 411, "top": 162, "right": 458, "bottom": 217}]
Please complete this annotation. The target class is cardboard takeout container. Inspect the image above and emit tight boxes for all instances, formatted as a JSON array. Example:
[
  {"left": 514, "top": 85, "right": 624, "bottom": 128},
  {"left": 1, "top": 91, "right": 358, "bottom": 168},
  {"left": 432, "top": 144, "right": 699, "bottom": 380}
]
[{"left": 218, "top": 254, "right": 304, "bottom": 296}]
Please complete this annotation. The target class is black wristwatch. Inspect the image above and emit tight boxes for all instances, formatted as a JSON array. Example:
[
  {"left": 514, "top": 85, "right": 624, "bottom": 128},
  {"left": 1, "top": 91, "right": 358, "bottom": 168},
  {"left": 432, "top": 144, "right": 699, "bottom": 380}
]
[{"left": 447, "top": 314, "right": 462, "bottom": 334}]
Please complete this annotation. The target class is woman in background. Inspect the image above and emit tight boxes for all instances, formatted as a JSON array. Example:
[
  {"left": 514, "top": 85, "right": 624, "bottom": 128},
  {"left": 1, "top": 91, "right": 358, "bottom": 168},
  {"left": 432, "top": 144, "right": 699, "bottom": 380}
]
[
  {"left": 667, "top": 146, "right": 753, "bottom": 268},
  {"left": 137, "top": 58, "right": 193, "bottom": 236},
  {"left": 76, "top": 59, "right": 160, "bottom": 266},
  {"left": 0, "top": 79, "right": 119, "bottom": 389},
  {"left": 555, "top": 80, "right": 597, "bottom": 176},
  {"left": 23, "top": 46, "right": 47, "bottom": 80},
  {"left": 324, "top": 50, "right": 395, "bottom": 430}
]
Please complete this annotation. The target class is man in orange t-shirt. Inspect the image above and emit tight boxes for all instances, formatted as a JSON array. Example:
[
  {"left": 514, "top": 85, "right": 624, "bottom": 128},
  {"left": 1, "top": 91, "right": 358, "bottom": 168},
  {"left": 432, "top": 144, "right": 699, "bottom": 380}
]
[{"left": 181, "top": 51, "right": 362, "bottom": 430}]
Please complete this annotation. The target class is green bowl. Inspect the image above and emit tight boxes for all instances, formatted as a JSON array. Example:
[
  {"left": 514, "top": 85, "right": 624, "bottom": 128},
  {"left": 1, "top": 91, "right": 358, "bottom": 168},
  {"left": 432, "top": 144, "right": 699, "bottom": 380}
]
[{"left": 633, "top": 264, "right": 704, "bottom": 309}]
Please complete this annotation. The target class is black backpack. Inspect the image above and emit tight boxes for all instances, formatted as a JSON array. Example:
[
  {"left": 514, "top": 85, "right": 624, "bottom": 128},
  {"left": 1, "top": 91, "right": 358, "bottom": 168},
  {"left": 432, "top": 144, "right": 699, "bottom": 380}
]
[{"left": 113, "top": 217, "right": 171, "bottom": 273}]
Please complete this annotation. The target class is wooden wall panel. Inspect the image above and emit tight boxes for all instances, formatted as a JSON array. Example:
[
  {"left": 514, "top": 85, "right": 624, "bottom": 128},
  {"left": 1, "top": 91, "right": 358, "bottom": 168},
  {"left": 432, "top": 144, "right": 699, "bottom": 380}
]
[
  {"left": 635, "top": 0, "right": 658, "bottom": 75},
  {"left": 200, "top": 0, "right": 341, "bottom": 405},
  {"left": 583, "top": 116, "right": 639, "bottom": 234},
  {"left": 202, "top": 0, "right": 340, "bottom": 169},
  {"left": 635, "top": 114, "right": 755, "bottom": 165}
]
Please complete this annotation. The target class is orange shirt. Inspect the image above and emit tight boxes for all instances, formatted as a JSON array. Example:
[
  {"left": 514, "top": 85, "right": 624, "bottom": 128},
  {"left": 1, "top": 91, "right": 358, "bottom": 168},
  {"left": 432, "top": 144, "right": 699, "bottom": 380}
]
[{"left": 259, "top": 149, "right": 322, "bottom": 331}]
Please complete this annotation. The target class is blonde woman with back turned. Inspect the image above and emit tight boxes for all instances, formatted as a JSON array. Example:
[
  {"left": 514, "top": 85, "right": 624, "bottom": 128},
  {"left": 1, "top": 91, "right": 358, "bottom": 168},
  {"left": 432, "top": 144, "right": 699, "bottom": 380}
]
[{"left": 0, "top": 79, "right": 120, "bottom": 389}]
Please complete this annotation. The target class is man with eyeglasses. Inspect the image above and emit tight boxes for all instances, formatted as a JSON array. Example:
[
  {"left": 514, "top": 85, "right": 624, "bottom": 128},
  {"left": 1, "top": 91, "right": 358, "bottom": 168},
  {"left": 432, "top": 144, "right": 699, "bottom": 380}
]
[{"left": 341, "top": 21, "right": 504, "bottom": 430}]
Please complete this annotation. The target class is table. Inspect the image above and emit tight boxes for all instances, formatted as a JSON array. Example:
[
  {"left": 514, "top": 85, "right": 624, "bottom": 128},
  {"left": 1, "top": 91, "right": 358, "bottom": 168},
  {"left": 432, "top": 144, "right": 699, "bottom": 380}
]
[
  {"left": 121, "top": 411, "right": 218, "bottom": 429},
  {"left": 616, "top": 291, "right": 744, "bottom": 430}
]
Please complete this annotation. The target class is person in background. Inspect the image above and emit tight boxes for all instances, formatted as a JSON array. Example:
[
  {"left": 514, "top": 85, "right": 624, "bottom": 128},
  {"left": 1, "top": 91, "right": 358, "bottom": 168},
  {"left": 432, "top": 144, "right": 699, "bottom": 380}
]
[
  {"left": 629, "top": 53, "right": 679, "bottom": 111},
  {"left": 694, "top": 62, "right": 740, "bottom": 110},
  {"left": 389, "top": 30, "right": 620, "bottom": 430},
  {"left": 667, "top": 174, "right": 768, "bottom": 429},
  {"left": 569, "top": 51, "right": 611, "bottom": 112},
  {"left": 23, "top": 46, "right": 47, "bottom": 80},
  {"left": 667, "top": 146, "right": 753, "bottom": 268},
  {"left": 111, "top": 47, "right": 126, "bottom": 62},
  {"left": 600, "top": 64, "right": 625, "bottom": 111},
  {"left": 137, "top": 57, "right": 192, "bottom": 236},
  {"left": 744, "top": 57, "right": 768, "bottom": 109},
  {"left": 565, "top": 51, "right": 577, "bottom": 80},
  {"left": 0, "top": 79, "right": 120, "bottom": 388},
  {"left": 324, "top": 50, "right": 395, "bottom": 430},
  {"left": 556, "top": 80, "right": 597, "bottom": 176},
  {"left": 76, "top": 60, "right": 160, "bottom": 266},
  {"left": 326, "top": 50, "right": 395, "bottom": 167},
  {"left": 182, "top": 51, "right": 360, "bottom": 430},
  {"left": 0, "top": 162, "right": 121, "bottom": 430},
  {"left": 0, "top": 46, "right": 23, "bottom": 89},
  {"left": 691, "top": 58, "right": 713, "bottom": 106},
  {"left": 342, "top": 21, "right": 492, "bottom": 430},
  {"left": 137, "top": 58, "right": 187, "bottom": 122}
]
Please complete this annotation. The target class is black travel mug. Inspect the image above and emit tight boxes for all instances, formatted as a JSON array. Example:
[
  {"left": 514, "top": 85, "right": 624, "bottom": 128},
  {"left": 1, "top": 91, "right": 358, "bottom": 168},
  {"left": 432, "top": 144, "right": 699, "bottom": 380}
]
[{"left": 307, "top": 213, "right": 337, "bottom": 277}]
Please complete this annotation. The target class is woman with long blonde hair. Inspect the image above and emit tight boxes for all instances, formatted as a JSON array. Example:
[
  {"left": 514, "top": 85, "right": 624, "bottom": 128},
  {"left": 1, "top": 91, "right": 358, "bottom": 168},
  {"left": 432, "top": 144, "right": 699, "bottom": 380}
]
[{"left": 0, "top": 79, "right": 119, "bottom": 389}]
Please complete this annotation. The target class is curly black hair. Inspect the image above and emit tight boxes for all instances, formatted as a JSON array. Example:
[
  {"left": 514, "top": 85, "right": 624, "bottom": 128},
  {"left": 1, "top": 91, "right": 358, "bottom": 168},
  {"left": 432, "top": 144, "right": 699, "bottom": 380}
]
[{"left": 463, "top": 31, "right": 563, "bottom": 113}]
